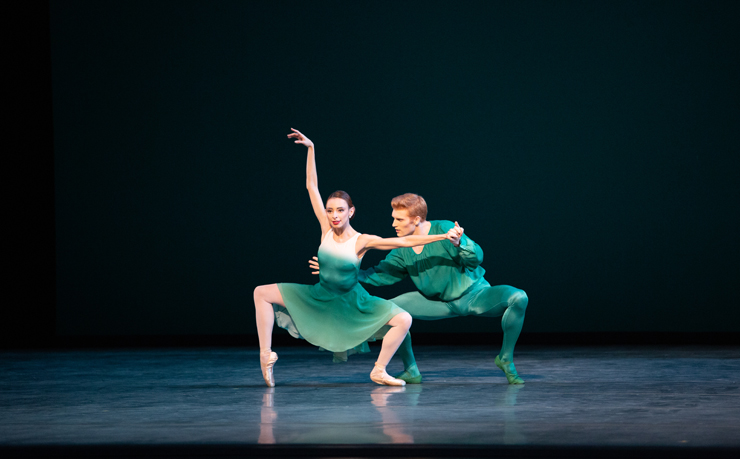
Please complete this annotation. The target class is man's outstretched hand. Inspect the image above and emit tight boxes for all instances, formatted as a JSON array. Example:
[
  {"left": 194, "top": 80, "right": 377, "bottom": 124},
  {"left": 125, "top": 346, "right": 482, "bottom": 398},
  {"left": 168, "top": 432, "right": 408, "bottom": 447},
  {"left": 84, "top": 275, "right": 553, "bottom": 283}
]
[
  {"left": 308, "top": 256, "right": 320, "bottom": 274},
  {"left": 447, "top": 221, "right": 464, "bottom": 247}
]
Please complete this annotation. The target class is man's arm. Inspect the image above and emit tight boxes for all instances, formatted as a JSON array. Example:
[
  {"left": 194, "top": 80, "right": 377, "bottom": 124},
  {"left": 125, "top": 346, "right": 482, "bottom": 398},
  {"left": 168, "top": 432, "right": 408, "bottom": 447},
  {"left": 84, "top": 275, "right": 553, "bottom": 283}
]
[
  {"left": 308, "top": 249, "right": 409, "bottom": 285},
  {"left": 358, "top": 250, "right": 409, "bottom": 286},
  {"left": 441, "top": 221, "right": 484, "bottom": 269}
]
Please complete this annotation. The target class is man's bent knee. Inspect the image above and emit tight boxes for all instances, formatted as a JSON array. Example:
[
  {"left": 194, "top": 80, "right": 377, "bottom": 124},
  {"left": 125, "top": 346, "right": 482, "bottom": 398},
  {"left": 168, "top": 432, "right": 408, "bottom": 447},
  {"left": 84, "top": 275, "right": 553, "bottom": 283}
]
[{"left": 509, "top": 289, "right": 528, "bottom": 312}]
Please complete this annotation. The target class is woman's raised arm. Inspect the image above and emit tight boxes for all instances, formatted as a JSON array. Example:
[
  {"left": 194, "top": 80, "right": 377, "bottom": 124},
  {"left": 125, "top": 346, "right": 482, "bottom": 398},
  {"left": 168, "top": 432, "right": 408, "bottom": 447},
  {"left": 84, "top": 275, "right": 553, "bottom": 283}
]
[{"left": 288, "top": 128, "right": 330, "bottom": 236}]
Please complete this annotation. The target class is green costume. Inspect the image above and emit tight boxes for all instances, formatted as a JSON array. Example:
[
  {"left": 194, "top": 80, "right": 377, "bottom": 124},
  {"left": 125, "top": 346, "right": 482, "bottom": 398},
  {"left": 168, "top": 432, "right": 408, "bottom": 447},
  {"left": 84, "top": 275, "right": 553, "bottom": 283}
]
[
  {"left": 275, "top": 231, "right": 402, "bottom": 362},
  {"left": 358, "top": 220, "right": 528, "bottom": 384}
]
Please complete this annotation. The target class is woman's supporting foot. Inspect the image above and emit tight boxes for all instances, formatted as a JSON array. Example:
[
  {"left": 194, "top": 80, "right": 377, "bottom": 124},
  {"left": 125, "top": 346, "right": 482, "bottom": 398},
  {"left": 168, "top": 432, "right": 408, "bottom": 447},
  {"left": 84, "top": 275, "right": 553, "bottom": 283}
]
[
  {"left": 260, "top": 349, "right": 278, "bottom": 387},
  {"left": 371, "top": 363, "right": 406, "bottom": 386},
  {"left": 495, "top": 355, "right": 524, "bottom": 384},
  {"left": 393, "top": 363, "right": 422, "bottom": 384}
]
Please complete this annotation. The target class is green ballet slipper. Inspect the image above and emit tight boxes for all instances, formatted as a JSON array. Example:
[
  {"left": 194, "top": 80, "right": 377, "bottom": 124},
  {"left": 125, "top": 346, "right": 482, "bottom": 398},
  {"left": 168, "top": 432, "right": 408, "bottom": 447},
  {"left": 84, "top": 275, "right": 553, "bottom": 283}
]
[
  {"left": 495, "top": 355, "right": 525, "bottom": 385},
  {"left": 394, "top": 364, "right": 422, "bottom": 384}
]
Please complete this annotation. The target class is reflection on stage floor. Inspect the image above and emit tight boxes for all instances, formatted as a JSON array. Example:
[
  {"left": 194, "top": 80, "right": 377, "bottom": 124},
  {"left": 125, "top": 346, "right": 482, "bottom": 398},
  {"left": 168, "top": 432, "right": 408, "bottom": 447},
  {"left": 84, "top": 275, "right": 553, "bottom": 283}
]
[{"left": 0, "top": 345, "right": 738, "bottom": 455}]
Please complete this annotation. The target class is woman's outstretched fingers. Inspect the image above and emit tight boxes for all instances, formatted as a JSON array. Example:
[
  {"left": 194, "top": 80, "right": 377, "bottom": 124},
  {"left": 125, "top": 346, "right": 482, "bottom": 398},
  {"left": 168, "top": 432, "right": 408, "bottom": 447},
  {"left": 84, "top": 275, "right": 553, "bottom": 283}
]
[
  {"left": 287, "top": 128, "right": 313, "bottom": 147},
  {"left": 455, "top": 221, "right": 464, "bottom": 237}
]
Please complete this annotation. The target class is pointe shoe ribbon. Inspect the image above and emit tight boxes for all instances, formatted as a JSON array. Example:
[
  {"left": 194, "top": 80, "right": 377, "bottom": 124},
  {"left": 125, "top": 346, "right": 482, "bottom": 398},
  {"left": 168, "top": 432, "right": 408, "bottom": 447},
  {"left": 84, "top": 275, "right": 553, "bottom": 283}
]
[
  {"left": 260, "top": 351, "right": 278, "bottom": 388},
  {"left": 371, "top": 364, "right": 406, "bottom": 386}
]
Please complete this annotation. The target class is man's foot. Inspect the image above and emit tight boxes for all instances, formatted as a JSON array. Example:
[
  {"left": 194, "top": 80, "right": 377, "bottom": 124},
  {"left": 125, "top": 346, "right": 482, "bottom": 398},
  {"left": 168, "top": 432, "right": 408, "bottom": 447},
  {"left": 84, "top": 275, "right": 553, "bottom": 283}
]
[
  {"left": 495, "top": 355, "right": 524, "bottom": 384},
  {"left": 394, "top": 363, "right": 422, "bottom": 384},
  {"left": 260, "top": 349, "right": 278, "bottom": 387},
  {"left": 371, "top": 363, "right": 406, "bottom": 386}
]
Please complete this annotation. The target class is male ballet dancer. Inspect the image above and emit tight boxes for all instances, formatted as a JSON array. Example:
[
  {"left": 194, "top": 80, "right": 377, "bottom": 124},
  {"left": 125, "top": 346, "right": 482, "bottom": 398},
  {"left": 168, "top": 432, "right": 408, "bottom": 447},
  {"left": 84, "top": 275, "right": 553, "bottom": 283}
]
[{"left": 311, "top": 193, "right": 528, "bottom": 384}]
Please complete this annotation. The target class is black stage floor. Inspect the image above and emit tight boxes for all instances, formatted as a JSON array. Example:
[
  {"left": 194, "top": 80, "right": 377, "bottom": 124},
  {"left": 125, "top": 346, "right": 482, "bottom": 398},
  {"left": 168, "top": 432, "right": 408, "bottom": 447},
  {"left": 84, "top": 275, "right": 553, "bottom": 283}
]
[{"left": 1, "top": 345, "right": 738, "bottom": 458}]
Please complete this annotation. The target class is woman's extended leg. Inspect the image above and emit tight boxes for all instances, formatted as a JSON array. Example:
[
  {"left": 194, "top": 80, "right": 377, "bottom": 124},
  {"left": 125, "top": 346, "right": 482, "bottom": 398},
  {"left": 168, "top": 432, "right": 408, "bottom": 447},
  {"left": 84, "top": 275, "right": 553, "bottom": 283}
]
[
  {"left": 372, "top": 311, "right": 413, "bottom": 386},
  {"left": 253, "top": 284, "right": 285, "bottom": 387}
]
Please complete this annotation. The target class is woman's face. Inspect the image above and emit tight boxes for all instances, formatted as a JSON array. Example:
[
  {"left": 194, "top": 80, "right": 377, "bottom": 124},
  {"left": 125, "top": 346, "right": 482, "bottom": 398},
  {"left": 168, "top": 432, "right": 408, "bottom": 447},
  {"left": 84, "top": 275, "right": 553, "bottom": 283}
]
[{"left": 326, "top": 198, "right": 354, "bottom": 229}]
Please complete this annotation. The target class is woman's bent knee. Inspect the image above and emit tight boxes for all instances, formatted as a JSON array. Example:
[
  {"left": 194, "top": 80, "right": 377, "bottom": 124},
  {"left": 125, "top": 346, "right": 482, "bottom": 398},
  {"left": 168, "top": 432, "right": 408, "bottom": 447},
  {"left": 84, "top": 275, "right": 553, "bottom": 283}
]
[
  {"left": 254, "top": 285, "right": 267, "bottom": 299},
  {"left": 389, "top": 311, "right": 412, "bottom": 330},
  {"left": 399, "top": 312, "right": 413, "bottom": 329},
  {"left": 254, "top": 284, "right": 278, "bottom": 302}
]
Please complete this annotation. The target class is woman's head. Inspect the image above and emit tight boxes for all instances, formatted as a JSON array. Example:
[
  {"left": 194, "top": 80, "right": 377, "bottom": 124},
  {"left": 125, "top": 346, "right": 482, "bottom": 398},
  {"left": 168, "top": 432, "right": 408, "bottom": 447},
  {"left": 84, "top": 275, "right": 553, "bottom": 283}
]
[{"left": 326, "top": 190, "right": 355, "bottom": 229}]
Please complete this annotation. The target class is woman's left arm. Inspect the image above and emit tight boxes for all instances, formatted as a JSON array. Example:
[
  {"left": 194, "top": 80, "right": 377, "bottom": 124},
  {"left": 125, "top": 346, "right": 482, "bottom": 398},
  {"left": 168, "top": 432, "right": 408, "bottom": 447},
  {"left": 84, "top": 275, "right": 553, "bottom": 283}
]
[{"left": 356, "top": 230, "right": 455, "bottom": 257}]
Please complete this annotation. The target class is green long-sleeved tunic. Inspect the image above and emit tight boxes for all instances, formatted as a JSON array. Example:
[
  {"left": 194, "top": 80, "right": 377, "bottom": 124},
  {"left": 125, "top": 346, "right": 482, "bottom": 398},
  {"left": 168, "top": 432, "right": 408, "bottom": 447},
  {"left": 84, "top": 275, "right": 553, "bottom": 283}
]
[{"left": 358, "top": 220, "right": 486, "bottom": 302}]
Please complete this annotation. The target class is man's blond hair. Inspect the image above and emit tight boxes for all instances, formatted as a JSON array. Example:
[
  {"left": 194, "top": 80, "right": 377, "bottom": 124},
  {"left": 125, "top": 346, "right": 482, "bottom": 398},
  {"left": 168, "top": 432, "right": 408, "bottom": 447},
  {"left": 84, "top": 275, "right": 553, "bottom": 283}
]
[{"left": 391, "top": 193, "right": 428, "bottom": 221}]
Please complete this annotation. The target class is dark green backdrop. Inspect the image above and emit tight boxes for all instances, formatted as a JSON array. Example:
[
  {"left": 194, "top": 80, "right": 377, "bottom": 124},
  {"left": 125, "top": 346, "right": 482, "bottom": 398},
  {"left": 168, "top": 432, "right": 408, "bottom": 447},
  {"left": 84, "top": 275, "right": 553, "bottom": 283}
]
[{"left": 52, "top": 0, "right": 740, "bottom": 336}]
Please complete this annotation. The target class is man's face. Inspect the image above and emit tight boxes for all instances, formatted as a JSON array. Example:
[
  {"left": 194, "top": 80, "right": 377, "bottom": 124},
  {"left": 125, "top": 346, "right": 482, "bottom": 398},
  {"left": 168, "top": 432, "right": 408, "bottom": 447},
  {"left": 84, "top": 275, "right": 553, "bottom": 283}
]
[{"left": 391, "top": 209, "right": 419, "bottom": 237}]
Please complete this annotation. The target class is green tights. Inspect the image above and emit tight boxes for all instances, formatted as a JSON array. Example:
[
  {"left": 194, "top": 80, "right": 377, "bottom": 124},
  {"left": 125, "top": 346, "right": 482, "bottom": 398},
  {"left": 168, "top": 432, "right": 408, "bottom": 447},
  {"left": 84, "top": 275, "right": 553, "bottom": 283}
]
[{"left": 392, "top": 284, "right": 528, "bottom": 373}]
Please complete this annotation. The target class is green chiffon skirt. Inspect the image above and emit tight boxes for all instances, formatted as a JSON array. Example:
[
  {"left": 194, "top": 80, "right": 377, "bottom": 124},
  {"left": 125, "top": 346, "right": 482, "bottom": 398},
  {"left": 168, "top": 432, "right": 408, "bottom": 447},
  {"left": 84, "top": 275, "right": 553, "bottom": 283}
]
[{"left": 275, "top": 282, "right": 402, "bottom": 362}]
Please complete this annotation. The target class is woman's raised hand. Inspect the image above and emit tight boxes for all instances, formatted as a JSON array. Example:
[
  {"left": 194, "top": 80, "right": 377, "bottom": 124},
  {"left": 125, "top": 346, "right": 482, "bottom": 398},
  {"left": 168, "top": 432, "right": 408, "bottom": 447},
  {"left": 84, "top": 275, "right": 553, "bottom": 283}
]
[{"left": 287, "top": 128, "right": 314, "bottom": 148}]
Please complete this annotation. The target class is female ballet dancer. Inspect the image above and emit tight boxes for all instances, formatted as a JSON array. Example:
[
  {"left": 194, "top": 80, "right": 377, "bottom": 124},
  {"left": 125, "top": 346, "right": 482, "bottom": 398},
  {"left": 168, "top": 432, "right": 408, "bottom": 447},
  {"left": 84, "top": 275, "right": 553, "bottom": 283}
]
[{"left": 253, "top": 129, "right": 456, "bottom": 387}]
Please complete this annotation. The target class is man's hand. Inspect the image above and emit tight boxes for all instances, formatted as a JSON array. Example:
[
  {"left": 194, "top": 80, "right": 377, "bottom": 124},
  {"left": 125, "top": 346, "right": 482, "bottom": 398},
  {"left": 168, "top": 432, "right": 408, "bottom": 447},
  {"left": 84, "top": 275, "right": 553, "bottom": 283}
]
[
  {"left": 446, "top": 221, "right": 464, "bottom": 247},
  {"left": 308, "top": 256, "right": 320, "bottom": 274}
]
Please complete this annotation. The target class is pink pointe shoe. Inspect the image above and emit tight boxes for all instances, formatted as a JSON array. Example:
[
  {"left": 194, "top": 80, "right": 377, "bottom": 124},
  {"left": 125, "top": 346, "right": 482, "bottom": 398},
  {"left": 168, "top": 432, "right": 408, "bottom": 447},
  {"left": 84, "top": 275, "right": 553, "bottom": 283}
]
[
  {"left": 370, "top": 363, "right": 406, "bottom": 386},
  {"left": 260, "top": 349, "right": 278, "bottom": 387}
]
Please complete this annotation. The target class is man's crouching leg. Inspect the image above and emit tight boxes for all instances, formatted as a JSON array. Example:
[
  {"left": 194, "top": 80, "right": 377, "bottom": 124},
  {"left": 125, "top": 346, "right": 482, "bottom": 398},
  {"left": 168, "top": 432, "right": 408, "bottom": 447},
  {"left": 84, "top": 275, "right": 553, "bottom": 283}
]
[
  {"left": 497, "top": 288, "right": 528, "bottom": 384},
  {"left": 394, "top": 332, "right": 422, "bottom": 384}
]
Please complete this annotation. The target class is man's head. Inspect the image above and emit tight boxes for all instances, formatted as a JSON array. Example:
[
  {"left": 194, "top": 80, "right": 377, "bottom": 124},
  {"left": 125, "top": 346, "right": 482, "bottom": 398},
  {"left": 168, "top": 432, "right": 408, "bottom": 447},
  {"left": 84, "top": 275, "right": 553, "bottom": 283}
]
[{"left": 390, "top": 193, "right": 428, "bottom": 236}]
